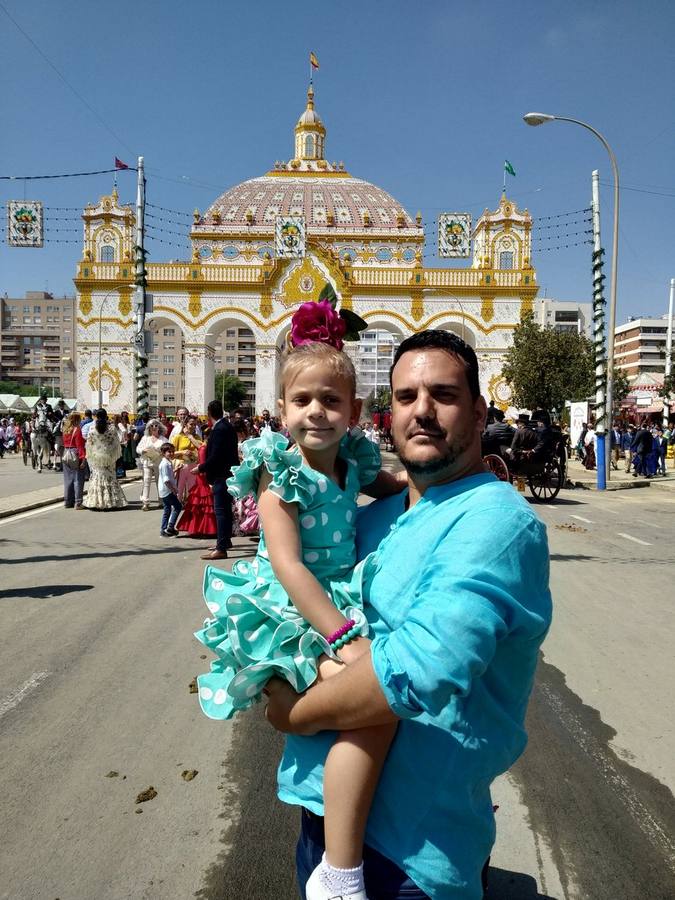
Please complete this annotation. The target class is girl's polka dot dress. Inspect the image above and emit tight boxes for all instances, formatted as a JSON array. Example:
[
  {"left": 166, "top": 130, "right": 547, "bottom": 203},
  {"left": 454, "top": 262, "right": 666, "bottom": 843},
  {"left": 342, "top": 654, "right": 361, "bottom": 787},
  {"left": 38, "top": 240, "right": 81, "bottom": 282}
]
[{"left": 194, "top": 427, "right": 380, "bottom": 720}]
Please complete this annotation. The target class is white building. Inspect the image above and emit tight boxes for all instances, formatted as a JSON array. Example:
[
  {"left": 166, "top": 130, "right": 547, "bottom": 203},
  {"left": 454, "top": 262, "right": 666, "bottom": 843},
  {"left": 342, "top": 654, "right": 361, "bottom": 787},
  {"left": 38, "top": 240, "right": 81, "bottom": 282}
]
[
  {"left": 537, "top": 299, "right": 592, "bottom": 338},
  {"left": 75, "top": 85, "right": 539, "bottom": 414}
]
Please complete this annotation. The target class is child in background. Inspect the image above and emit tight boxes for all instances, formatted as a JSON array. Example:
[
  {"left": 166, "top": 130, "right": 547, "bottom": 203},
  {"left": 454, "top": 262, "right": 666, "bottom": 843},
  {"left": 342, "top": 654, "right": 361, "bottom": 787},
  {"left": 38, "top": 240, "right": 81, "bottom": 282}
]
[{"left": 158, "top": 442, "right": 182, "bottom": 537}]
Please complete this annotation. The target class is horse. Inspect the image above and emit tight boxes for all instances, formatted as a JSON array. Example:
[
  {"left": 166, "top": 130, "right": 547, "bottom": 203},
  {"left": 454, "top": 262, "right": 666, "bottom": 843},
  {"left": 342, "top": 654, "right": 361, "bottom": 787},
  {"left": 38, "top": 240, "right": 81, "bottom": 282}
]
[{"left": 31, "top": 420, "right": 53, "bottom": 473}]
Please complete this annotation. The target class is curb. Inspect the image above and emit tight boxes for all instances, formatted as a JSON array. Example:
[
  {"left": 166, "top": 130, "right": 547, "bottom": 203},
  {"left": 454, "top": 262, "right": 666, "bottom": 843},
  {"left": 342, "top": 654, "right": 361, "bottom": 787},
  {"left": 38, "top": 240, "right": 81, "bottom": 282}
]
[{"left": 0, "top": 472, "right": 142, "bottom": 521}]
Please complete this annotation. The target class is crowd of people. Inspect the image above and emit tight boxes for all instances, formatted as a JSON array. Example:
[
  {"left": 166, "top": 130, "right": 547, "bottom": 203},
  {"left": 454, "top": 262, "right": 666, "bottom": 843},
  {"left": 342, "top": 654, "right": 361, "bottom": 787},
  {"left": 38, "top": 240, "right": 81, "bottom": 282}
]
[{"left": 575, "top": 420, "right": 673, "bottom": 476}]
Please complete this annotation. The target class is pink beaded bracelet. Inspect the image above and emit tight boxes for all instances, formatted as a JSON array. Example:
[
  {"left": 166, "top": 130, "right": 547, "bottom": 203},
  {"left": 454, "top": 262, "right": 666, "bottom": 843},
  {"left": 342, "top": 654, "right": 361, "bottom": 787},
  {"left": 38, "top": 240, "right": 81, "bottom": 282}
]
[{"left": 326, "top": 619, "right": 356, "bottom": 646}]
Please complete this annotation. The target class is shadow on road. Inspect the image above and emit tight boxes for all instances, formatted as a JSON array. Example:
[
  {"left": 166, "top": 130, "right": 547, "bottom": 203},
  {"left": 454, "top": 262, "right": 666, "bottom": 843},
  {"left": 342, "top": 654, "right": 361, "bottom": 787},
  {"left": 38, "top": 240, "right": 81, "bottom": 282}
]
[
  {"left": 485, "top": 867, "right": 557, "bottom": 899},
  {"left": 0, "top": 583, "right": 93, "bottom": 600}
]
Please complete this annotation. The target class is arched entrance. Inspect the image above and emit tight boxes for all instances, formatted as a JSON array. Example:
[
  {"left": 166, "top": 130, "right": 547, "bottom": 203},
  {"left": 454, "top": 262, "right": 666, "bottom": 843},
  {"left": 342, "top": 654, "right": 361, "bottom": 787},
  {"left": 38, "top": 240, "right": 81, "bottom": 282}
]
[
  {"left": 354, "top": 320, "right": 405, "bottom": 404},
  {"left": 206, "top": 317, "right": 257, "bottom": 414},
  {"left": 146, "top": 315, "right": 186, "bottom": 416}
]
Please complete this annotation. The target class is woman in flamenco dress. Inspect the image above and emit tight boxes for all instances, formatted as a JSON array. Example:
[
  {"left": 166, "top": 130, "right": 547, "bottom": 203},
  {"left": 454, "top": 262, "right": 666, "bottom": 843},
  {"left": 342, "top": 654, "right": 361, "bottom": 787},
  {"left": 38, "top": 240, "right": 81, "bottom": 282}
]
[{"left": 176, "top": 440, "right": 217, "bottom": 537}]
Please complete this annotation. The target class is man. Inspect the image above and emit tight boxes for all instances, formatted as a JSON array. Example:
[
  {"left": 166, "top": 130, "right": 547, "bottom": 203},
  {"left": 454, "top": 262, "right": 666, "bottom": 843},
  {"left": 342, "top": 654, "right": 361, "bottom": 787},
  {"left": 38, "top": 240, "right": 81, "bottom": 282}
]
[
  {"left": 610, "top": 422, "right": 622, "bottom": 471},
  {"left": 481, "top": 407, "right": 514, "bottom": 457},
  {"left": 169, "top": 406, "right": 190, "bottom": 440},
  {"left": 508, "top": 412, "right": 538, "bottom": 466},
  {"left": 266, "top": 330, "right": 552, "bottom": 900},
  {"left": 623, "top": 424, "right": 636, "bottom": 473},
  {"left": 80, "top": 409, "right": 94, "bottom": 440},
  {"left": 198, "top": 399, "right": 239, "bottom": 561},
  {"left": 630, "top": 420, "right": 652, "bottom": 478},
  {"left": 654, "top": 426, "right": 668, "bottom": 476}
]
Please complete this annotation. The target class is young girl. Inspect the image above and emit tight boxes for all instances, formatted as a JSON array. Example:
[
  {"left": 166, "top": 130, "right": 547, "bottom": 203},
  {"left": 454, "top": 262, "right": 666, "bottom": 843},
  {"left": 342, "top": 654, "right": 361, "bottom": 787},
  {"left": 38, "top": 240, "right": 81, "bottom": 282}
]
[{"left": 195, "top": 330, "right": 402, "bottom": 900}]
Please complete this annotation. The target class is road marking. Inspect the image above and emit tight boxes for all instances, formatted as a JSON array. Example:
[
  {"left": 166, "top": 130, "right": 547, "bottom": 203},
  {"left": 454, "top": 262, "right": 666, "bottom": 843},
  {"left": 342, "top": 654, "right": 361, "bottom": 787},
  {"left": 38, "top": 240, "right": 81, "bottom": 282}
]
[
  {"left": 0, "top": 672, "right": 50, "bottom": 719},
  {"left": 635, "top": 519, "right": 661, "bottom": 529},
  {"left": 0, "top": 503, "right": 62, "bottom": 527},
  {"left": 617, "top": 532, "right": 652, "bottom": 546},
  {"left": 545, "top": 504, "right": 557, "bottom": 509},
  {"left": 570, "top": 514, "right": 594, "bottom": 524}
]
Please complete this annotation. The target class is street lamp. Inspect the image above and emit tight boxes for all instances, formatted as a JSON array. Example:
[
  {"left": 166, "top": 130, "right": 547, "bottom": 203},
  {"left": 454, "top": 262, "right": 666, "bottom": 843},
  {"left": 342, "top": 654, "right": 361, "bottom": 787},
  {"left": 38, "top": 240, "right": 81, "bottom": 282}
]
[
  {"left": 523, "top": 112, "right": 619, "bottom": 481},
  {"left": 96, "top": 284, "right": 130, "bottom": 409}
]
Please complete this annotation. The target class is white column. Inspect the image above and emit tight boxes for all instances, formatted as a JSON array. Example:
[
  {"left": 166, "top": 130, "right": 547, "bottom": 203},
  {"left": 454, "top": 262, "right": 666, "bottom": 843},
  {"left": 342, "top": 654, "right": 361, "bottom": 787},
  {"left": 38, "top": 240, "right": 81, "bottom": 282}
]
[
  {"left": 256, "top": 343, "right": 281, "bottom": 413},
  {"left": 183, "top": 343, "right": 215, "bottom": 415}
]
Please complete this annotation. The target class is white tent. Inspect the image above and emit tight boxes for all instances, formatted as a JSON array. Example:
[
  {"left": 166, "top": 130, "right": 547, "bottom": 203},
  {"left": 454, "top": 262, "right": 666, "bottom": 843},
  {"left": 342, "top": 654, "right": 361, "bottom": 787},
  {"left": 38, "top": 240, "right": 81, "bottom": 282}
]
[{"left": 0, "top": 394, "right": 30, "bottom": 412}]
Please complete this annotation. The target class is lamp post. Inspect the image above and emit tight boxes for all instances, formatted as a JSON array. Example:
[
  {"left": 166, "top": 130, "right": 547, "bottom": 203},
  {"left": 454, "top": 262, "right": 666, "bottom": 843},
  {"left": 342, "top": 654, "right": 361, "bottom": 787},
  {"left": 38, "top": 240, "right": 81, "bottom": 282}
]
[
  {"left": 96, "top": 283, "right": 130, "bottom": 409},
  {"left": 523, "top": 112, "right": 619, "bottom": 481}
]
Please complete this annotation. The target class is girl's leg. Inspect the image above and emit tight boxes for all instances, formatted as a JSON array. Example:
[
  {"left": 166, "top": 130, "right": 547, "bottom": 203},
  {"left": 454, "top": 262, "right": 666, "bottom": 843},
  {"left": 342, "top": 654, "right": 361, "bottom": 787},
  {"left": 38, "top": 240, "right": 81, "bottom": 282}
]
[{"left": 323, "top": 723, "right": 396, "bottom": 868}]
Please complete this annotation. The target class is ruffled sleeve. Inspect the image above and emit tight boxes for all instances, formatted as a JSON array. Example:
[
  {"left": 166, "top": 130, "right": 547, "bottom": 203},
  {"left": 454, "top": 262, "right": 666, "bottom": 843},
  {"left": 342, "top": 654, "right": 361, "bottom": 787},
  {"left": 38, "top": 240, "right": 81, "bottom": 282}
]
[
  {"left": 227, "top": 428, "right": 314, "bottom": 507},
  {"left": 341, "top": 426, "right": 381, "bottom": 487}
]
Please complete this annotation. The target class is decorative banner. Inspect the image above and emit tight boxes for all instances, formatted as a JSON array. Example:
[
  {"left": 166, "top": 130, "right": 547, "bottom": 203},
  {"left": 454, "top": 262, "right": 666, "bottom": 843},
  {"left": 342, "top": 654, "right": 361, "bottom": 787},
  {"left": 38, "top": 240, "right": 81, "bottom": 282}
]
[
  {"left": 438, "top": 213, "right": 471, "bottom": 258},
  {"left": 275, "top": 216, "right": 306, "bottom": 258},
  {"left": 7, "top": 200, "right": 44, "bottom": 247}
]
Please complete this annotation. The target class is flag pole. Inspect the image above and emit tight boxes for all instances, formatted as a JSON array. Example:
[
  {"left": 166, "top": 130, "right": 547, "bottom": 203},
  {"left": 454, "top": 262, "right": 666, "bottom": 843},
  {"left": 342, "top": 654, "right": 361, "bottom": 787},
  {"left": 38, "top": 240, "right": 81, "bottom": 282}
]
[{"left": 503, "top": 162, "right": 506, "bottom": 195}]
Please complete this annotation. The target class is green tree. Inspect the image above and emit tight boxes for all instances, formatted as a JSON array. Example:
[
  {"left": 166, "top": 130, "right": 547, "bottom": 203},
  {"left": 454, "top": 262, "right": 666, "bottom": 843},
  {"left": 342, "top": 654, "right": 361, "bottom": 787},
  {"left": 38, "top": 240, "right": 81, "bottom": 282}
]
[
  {"left": 364, "top": 386, "right": 391, "bottom": 416},
  {"left": 502, "top": 313, "right": 595, "bottom": 414},
  {"left": 611, "top": 366, "right": 631, "bottom": 410},
  {"left": 214, "top": 373, "right": 248, "bottom": 412}
]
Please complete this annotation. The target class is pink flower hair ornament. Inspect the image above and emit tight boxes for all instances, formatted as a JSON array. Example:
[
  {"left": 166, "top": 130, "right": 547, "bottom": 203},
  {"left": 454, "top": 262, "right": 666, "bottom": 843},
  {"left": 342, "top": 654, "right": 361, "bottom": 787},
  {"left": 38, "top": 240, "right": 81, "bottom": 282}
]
[{"left": 288, "top": 283, "right": 368, "bottom": 352}]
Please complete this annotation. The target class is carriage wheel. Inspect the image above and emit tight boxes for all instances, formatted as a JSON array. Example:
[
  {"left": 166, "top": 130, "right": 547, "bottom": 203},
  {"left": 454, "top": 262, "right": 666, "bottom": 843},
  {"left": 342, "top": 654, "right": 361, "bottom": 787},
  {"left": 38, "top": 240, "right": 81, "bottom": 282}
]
[
  {"left": 528, "top": 460, "right": 563, "bottom": 501},
  {"left": 483, "top": 454, "right": 510, "bottom": 482}
]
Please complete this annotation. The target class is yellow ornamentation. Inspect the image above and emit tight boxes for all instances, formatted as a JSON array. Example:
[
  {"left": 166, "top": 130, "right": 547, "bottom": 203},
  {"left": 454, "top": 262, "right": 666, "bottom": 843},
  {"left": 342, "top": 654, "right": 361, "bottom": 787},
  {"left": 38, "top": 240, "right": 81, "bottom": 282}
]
[
  {"left": 188, "top": 291, "right": 202, "bottom": 318},
  {"left": 481, "top": 295, "right": 495, "bottom": 322},
  {"left": 88, "top": 361, "right": 122, "bottom": 399},
  {"left": 260, "top": 287, "right": 273, "bottom": 319},
  {"left": 279, "top": 257, "right": 327, "bottom": 308},
  {"left": 488, "top": 374, "right": 512, "bottom": 410},
  {"left": 118, "top": 288, "right": 132, "bottom": 317},
  {"left": 411, "top": 294, "right": 424, "bottom": 322},
  {"left": 79, "top": 290, "right": 92, "bottom": 316},
  {"left": 520, "top": 296, "right": 534, "bottom": 317}
]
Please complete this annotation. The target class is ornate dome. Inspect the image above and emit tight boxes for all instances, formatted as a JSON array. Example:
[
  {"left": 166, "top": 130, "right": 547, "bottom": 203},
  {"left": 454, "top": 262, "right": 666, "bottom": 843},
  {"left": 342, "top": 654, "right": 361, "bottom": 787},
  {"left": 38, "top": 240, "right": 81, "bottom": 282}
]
[{"left": 198, "top": 85, "right": 421, "bottom": 236}]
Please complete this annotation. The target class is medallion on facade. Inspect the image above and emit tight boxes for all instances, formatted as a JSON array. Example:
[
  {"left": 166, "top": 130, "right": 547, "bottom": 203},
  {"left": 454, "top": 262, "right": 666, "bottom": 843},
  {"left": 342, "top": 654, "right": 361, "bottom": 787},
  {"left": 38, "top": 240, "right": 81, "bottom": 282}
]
[
  {"left": 275, "top": 216, "right": 306, "bottom": 258},
  {"left": 488, "top": 374, "right": 513, "bottom": 410},
  {"left": 7, "top": 201, "right": 44, "bottom": 247},
  {"left": 438, "top": 213, "right": 471, "bottom": 258}
]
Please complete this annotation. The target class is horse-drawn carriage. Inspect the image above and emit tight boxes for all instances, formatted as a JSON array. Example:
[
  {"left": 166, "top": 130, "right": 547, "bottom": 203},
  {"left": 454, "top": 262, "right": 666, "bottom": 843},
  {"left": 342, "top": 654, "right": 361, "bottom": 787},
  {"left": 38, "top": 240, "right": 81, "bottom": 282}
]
[{"left": 481, "top": 432, "right": 567, "bottom": 502}]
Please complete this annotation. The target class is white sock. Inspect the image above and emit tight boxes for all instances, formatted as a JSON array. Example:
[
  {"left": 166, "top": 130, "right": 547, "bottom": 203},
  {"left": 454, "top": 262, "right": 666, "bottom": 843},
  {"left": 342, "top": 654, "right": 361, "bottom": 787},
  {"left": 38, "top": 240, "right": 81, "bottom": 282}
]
[{"left": 318, "top": 853, "right": 365, "bottom": 896}]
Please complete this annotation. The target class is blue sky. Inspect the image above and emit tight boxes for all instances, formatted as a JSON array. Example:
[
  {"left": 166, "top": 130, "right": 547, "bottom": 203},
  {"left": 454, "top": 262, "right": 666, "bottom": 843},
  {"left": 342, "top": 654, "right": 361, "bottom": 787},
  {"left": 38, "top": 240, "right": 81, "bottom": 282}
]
[{"left": 1, "top": 0, "right": 673, "bottom": 321}]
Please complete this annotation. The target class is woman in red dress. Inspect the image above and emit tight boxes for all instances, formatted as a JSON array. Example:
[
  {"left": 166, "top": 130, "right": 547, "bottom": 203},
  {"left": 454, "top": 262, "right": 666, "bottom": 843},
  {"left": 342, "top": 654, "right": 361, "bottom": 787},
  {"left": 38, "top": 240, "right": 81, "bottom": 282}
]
[{"left": 176, "top": 441, "right": 217, "bottom": 537}]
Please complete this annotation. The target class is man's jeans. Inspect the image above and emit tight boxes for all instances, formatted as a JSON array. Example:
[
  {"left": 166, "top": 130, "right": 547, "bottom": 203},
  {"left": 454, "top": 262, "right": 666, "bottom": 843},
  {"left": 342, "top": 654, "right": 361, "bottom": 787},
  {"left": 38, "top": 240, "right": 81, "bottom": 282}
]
[
  {"left": 296, "top": 808, "right": 430, "bottom": 899},
  {"left": 161, "top": 492, "right": 182, "bottom": 532},
  {"left": 212, "top": 478, "right": 233, "bottom": 551}
]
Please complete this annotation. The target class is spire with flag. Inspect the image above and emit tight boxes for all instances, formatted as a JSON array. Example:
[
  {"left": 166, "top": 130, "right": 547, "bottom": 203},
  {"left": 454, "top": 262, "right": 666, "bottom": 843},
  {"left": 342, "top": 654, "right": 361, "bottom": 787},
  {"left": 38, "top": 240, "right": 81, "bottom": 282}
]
[{"left": 503, "top": 159, "right": 516, "bottom": 193}]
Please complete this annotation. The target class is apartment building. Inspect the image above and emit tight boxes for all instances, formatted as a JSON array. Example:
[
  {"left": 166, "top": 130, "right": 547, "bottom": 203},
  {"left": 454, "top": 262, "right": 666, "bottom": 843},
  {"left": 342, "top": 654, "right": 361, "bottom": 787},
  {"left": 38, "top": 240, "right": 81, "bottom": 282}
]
[
  {"left": 354, "top": 329, "right": 401, "bottom": 400},
  {"left": 146, "top": 323, "right": 257, "bottom": 414},
  {"left": 214, "top": 326, "right": 256, "bottom": 411},
  {"left": 614, "top": 316, "right": 671, "bottom": 378},
  {"left": 0, "top": 291, "right": 77, "bottom": 396},
  {"left": 537, "top": 299, "right": 593, "bottom": 338}
]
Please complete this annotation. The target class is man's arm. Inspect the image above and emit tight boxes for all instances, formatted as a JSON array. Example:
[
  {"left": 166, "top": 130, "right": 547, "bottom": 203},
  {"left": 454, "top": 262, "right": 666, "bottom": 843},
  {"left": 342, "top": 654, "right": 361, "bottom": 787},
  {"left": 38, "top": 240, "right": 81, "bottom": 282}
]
[{"left": 265, "top": 652, "right": 398, "bottom": 735}]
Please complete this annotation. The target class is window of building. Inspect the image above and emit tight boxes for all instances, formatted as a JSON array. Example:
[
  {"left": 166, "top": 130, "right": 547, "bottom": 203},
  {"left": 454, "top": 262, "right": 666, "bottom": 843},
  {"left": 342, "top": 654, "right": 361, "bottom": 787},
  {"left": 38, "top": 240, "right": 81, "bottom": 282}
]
[
  {"left": 34, "top": 305, "right": 41, "bottom": 313},
  {"left": 225, "top": 342, "right": 235, "bottom": 350},
  {"left": 162, "top": 355, "right": 174, "bottom": 363},
  {"left": 164, "top": 367, "right": 175, "bottom": 374},
  {"left": 149, "top": 368, "right": 159, "bottom": 375},
  {"left": 226, "top": 355, "right": 235, "bottom": 363},
  {"left": 23, "top": 305, "right": 30, "bottom": 313},
  {"left": 100, "top": 245, "right": 115, "bottom": 263},
  {"left": 163, "top": 344, "right": 175, "bottom": 351},
  {"left": 555, "top": 311, "right": 579, "bottom": 322},
  {"left": 163, "top": 394, "right": 175, "bottom": 404},
  {"left": 499, "top": 251, "right": 514, "bottom": 269},
  {"left": 226, "top": 329, "right": 236, "bottom": 337},
  {"left": 34, "top": 317, "right": 41, "bottom": 324},
  {"left": 23, "top": 316, "right": 31, "bottom": 324},
  {"left": 163, "top": 380, "right": 174, "bottom": 388},
  {"left": 163, "top": 328, "right": 175, "bottom": 336}
]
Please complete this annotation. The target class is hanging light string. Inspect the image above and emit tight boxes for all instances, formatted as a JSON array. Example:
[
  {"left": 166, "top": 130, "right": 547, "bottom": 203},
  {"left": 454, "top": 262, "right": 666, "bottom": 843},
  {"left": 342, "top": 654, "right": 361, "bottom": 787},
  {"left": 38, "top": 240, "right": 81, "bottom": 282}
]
[{"left": 0, "top": 167, "right": 135, "bottom": 180}]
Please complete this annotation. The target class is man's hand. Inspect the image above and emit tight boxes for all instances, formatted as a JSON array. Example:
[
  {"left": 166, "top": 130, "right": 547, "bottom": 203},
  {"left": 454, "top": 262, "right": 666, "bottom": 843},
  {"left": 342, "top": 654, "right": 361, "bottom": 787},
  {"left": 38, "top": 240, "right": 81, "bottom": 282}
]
[{"left": 264, "top": 678, "right": 318, "bottom": 736}]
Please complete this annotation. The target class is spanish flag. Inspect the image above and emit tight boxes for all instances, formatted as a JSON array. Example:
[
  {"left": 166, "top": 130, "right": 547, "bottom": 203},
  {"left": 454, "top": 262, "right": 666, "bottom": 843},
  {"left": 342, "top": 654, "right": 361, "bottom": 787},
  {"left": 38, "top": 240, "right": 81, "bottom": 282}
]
[{"left": 310, "top": 51, "right": 320, "bottom": 70}]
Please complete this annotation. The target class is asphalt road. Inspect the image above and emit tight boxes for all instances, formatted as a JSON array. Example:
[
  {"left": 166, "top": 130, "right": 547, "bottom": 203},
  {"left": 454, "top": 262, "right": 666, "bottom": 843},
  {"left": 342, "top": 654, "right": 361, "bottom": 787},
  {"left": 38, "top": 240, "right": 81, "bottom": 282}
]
[{"left": 0, "top": 475, "right": 674, "bottom": 899}]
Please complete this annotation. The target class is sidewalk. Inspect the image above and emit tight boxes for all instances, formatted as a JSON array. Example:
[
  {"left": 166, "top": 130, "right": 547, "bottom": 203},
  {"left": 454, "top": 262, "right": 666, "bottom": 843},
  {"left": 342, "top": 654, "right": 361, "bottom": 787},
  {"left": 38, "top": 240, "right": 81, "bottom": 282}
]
[
  {"left": 0, "top": 468, "right": 142, "bottom": 519},
  {"left": 566, "top": 457, "right": 675, "bottom": 491}
]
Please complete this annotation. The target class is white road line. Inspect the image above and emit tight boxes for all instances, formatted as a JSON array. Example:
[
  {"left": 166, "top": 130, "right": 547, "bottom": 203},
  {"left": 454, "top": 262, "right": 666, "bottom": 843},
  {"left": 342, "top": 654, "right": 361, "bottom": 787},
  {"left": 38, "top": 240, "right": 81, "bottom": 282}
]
[
  {"left": 617, "top": 532, "right": 652, "bottom": 546},
  {"left": 0, "top": 503, "right": 62, "bottom": 527},
  {"left": 570, "top": 514, "right": 594, "bottom": 524},
  {"left": 0, "top": 671, "right": 50, "bottom": 719},
  {"left": 636, "top": 519, "right": 661, "bottom": 529}
]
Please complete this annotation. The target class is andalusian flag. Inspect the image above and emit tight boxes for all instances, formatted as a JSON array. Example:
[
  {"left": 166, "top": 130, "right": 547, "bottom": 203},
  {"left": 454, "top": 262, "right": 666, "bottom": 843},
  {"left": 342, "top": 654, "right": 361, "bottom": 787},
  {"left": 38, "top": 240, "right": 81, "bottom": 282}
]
[
  {"left": 504, "top": 159, "right": 516, "bottom": 177},
  {"left": 310, "top": 52, "right": 320, "bottom": 70}
]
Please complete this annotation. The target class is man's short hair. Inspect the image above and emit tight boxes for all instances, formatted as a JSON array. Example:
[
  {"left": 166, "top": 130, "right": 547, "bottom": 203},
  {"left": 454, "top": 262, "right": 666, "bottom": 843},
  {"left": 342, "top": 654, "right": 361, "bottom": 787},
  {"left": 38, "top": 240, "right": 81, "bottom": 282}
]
[
  {"left": 390, "top": 329, "right": 480, "bottom": 399},
  {"left": 208, "top": 399, "right": 224, "bottom": 420},
  {"left": 492, "top": 408, "right": 505, "bottom": 422},
  {"left": 160, "top": 442, "right": 175, "bottom": 454},
  {"left": 84, "top": 409, "right": 92, "bottom": 417}
]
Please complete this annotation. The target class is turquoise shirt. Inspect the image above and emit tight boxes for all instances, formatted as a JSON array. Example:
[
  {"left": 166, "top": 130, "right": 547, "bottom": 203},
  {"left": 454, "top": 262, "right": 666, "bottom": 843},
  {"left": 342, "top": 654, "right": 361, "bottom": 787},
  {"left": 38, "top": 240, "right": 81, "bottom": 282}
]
[{"left": 277, "top": 472, "right": 552, "bottom": 899}]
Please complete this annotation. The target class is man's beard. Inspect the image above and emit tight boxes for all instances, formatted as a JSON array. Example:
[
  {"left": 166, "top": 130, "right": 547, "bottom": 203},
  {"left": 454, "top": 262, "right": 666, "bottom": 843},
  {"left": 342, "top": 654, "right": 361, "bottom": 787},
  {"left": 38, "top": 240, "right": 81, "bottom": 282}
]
[{"left": 396, "top": 428, "right": 472, "bottom": 476}]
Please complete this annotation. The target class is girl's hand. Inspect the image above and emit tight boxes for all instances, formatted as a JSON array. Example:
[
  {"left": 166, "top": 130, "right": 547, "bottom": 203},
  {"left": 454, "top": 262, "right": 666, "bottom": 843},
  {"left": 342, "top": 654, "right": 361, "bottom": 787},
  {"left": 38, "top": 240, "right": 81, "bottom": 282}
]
[{"left": 336, "top": 635, "right": 371, "bottom": 666}]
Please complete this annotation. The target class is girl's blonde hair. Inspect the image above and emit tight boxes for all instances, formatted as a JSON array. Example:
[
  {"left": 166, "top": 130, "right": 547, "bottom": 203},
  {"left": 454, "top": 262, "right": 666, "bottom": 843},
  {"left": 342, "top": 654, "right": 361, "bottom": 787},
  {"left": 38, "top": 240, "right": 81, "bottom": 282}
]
[
  {"left": 280, "top": 342, "right": 356, "bottom": 398},
  {"left": 62, "top": 412, "right": 81, "bottom": 435}
]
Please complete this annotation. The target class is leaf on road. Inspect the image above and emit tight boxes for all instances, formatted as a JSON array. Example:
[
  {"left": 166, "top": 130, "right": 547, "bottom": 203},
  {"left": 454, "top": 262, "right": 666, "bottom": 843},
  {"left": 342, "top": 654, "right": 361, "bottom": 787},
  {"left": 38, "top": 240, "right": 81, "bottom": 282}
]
[
  {"left": 135, "top": 786, "right": 157, "bottom": 804},
  {"left": 188, "top": 677, "right": 198, "bottom": 694},
  {"left": 105, "top": 771, "right": 119, "bottom": 778},
  {"left": 555, "top": 523, "right": 588, "bottom": 533},
  {"left": 181, "top": 769, "right": 198, "bottom": 782}
]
